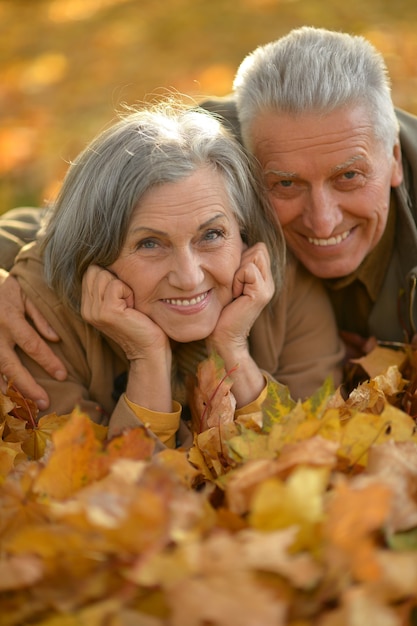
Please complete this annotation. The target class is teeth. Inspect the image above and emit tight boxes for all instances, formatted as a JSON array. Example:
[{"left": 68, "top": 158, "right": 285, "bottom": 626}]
[
  {"left": 163, "top": 292, "right": 207, "bottom": 306},
  {"left": 308, "top": 230, "right": 350, "bottom": 247}
]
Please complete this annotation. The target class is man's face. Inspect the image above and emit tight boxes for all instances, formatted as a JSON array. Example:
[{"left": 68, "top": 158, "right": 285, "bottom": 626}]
[{"left": 250, "top": 105, "right": 403, "bottom": 278}]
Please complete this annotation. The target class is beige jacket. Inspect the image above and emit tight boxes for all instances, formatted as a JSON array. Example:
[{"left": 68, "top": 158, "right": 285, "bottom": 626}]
[{"left": 10, "top": 243, "right": 344, "bottom": 435}]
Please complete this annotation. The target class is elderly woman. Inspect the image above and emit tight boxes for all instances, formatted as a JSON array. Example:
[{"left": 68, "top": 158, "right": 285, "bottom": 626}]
[{"left": 6, "top": 103, "right": 343, "bottom": 445}]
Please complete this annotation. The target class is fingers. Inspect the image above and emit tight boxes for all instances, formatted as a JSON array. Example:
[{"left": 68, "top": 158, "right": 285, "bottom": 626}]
[
  {"left": 81, "top": 265, "right": 134, "bottom": 327},
  {"left": 0, "top": 320, "right": 68, "bottom": 384},
  {"left": 25, "top": 297, "right": 60, "bottom": 341},
  {"left": 0, "top": 350, "right": 52, "bottom": 410},
  {"left": 233, "top": 242, "right": 275, "bottom": 302},
  {"left": 0, "top": 273, "right": 67, "bottom": 408}
]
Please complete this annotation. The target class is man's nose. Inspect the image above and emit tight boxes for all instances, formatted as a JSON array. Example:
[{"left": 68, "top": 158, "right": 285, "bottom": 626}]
[
  {"left": 302, "top": 186, "right": 343, "bottom": 237},
  {"left": 168, "top": 248, "right": 204, "bottom": 290}
]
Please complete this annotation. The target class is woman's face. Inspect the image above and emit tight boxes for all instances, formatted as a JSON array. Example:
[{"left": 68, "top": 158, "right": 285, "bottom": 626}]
[{"left": 109, "top": 166, "right": 245, "bottom": 343}]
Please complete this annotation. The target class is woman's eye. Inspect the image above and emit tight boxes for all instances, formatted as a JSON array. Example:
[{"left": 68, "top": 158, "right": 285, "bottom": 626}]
[
  {"left": 203, "top": 228, "right": 224, "bottom": 242},
  {"left": 137, "top": 239, "right": 158, "bottom": 250}
]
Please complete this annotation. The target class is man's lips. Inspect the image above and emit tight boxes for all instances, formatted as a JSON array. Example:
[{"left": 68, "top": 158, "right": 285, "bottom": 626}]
[
  {"left": 307, "top": 229, "right": 351, "bottom": 247},
  {"left": 161, "top": 291, "right": 209, "bottom": 307}
]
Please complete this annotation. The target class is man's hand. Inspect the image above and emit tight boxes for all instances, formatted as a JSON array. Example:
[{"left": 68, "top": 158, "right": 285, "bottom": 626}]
[
  {"left": 339, "top": 330, "right": 378, "bottom": 361},
  {"left": 0, "top": 270, "right": 67, "bottom": 409}
]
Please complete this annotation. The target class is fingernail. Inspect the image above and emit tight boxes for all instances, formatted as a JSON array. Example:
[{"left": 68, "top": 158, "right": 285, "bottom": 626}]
[
  {"left": 55, "top": 370, "right": 67, "bottom": 381},
  {"left": 37, "top": 399, "right": 48, "bottom": 411}
]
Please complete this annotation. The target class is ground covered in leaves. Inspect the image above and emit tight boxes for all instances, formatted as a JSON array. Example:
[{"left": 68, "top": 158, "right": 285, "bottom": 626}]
[{"left": 1, "top": 345, "right": 417, "bottom": 625}]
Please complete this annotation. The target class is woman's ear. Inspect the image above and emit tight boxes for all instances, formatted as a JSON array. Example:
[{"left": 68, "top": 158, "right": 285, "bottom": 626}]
[{"left": 240, "top": 231, "right": 248, "bottom": 251}]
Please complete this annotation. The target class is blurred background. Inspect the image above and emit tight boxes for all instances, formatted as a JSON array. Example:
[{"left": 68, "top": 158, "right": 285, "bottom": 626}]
[{"left": 1, "top": 0, "right": 417, "bottom": 214}]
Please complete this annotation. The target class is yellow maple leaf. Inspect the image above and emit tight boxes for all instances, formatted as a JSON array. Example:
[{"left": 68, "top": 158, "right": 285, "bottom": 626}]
[
  {"left": 21, "top": 413, "right": 71, "bottom": 460},
  {"left": 248, "top": 466, "right": 329, "bottom": 552},
  {"left": 339, "top": 404, "right": 417, "bottom": 467}
]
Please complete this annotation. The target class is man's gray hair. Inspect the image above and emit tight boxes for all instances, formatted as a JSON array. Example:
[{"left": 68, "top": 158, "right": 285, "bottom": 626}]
[
  {"left": 41, "top": 101, "right": 285, "bottom": 311},
  {"left": 233, "top": 26, "right": 399, "bottom": 152}
]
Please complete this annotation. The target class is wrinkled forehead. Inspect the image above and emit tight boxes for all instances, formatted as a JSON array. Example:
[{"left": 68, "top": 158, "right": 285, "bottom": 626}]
[{"left": 248, "top": 105, "right": 381, "bottom": 165}]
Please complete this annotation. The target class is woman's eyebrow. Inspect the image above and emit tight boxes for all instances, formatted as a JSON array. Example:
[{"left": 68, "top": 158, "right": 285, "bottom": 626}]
[
  {"left": 129, "top": 213, "right": 228, "bottom": 236},
  {"left": 197, "top": 213, "right": 229, "bottom": 230}
]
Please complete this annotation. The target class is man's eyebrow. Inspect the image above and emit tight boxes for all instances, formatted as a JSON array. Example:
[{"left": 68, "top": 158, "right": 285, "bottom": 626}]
[
  {"left": 331, "top": 155, "right": 367, "bottom": 173},
  {"left": 263, "top": 169, "right": 298, "bottom": 178}
]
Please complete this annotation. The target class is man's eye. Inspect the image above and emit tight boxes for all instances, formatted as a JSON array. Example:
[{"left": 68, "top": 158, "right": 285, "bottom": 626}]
[
  {"left": 280, "top": 180, "right": 293, "bottom": 187},
  {"left": 343, "top": 171, "right": 356, "bottom": 180}
]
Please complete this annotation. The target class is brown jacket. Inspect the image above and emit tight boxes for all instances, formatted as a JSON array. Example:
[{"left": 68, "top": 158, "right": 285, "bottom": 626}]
[{"left": 10, "top": 243, "right": 344, "bottom": 431}]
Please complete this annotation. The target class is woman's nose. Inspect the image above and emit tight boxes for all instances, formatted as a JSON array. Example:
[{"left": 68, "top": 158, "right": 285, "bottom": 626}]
[{"left": 168, "top": 248, "right": 205, "bottom": 290}]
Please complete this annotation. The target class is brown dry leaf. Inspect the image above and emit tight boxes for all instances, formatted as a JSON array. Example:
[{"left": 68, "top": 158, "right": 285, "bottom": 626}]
[
  {"left": 4, "top": 382, "right": 39, "bottom": 428},
  {"left": 33, "top": 409, "right": 105, "bottom": 499},
  {"left": 317, "top": 585, "right": 402, "bottom": 626},
  {"left": 366, "top": 440, "right": 417, "bottom": 532},
  {"left": 346, "top": 366, "right": 406, "bottom": 415},
  {"left": 154, "top": 448, "right": 201, "bottom": 488},
  {"left": 0, "top": 462, "right": 49, "bottom": 543},
  {"left": 191, "top": 352, "right": 236, "bottom": 434},
  {"left": 194, "top": 421, "right": 239, "bottom": 477},
  {"left": 0, "top": 553, "right": 43, "bottom": 591},
  {"left": 164, "top": 532, "right": 287, "bottom": 626},
  {"left": 168, "top": 569, "right": 286, "bottom": 626},
  {"left": 0, "top": 390, "right": 15, "bottom": 418},
  {"left": 187, "top": 435, "right": 218, "bottom": 481},
  {"left": 324, "top": 476, "right": 392, "bottom": 583},
  {"left": 0, "top": 440, "right": 25, "bottom": 479},
  {"left": 346, "top": 380, "right": 387, "bottom": 414},
  {"left": 237, "top": 527, "right": 322, "bottom": 588},
  {"left": 352, "top": 345, "right": 407, "bottom": 379},
  {"left": 365, "top": 548, "right": 417, "bottom": 605},
  {"left": 275, "top": 435, "right": 339, "bottom": 475}
]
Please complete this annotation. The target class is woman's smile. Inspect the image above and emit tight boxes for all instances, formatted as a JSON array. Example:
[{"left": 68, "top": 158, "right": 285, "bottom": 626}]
[{"left": 161, "top": 290, "right": 211, "bottom": 311}]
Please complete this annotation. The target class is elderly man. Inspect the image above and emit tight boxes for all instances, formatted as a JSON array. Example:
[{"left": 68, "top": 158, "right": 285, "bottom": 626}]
[
  {"left": 0, "top": 26, "right": 416, "bottom": 402},
  {"left": 201, "top": 26, "right": 417, "bottom": 351}
]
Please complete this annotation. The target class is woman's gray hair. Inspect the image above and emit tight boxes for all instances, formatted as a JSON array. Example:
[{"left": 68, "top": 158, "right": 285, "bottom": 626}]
[
  {"left": 233, "top": 26, "right": 399, "bottom": 152},
  {"left": 41, "top": 101, "right": 285, "bottom": 311}
]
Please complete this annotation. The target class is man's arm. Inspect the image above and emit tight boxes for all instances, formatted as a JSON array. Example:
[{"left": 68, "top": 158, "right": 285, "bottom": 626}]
[
  {"left": 0, "top": 271, "right": 67, "bottom": 409},
  {"left": 0, "top": 208, "right": 67, "bottom": 408}
]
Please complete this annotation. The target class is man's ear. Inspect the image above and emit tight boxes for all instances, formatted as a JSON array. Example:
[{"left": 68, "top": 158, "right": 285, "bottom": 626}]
[{"left": 390, "top": 141, "right": 403, "bottom": 188}]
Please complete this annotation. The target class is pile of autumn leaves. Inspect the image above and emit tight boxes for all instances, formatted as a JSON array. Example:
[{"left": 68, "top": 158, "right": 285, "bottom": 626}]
[{"left": 1, "top": 347, "right": 417, "bottom": 626}]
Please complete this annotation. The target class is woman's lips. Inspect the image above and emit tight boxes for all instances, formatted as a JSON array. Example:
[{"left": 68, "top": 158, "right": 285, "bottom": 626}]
[
  {"left": 307, "top": 229, "right": 351, "bottom": 247},
  {"left": 161, "top": 290, "right": 209, "bottom": 308}
]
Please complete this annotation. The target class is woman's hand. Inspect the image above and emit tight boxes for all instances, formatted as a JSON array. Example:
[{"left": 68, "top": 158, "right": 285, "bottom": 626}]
[
  {"left": 81, "top": 265, "right": 173, "bottom": 412},
  {"left": 207, "top": 243, "right": 275, "bottom": 408},
  {"left": 209, "top": 242, "right": 275, "bottom": 355},
  {"left": 0, "top": 270, "right": 67, "bottom": 408},
  {"left": 81, "top": 265, "right": 170, "bottom": 359}
]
